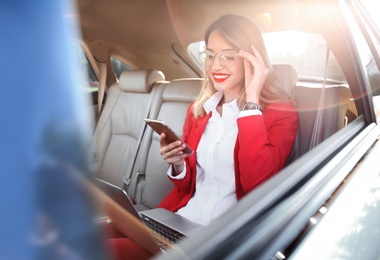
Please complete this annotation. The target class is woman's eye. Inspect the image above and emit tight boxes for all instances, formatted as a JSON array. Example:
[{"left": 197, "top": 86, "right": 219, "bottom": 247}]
[
  {"left": 223, "top": 54, "right": 235, "bottom": 61},
  {"left": 206, "top": 54, "right": 214, "bottom": 60}
]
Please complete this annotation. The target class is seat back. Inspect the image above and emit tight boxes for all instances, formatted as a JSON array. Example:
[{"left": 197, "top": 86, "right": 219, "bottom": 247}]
[
  {"left": 272, "top": 64, "right": 299, "bottom": 165},
  {"left": 272, "top": 64, "right": 352, "bottom": 163},
  {"left": 130, "top": 78, "right": 203, "bottom": 210},
  {"left": 294, "top": 84, "right": 352, "bottom": 157},
  {"left": 93, "top": 69, "right": 165, "bottom": 187},
  {"left": 273, "top": 64, "right": 299, "bottom": 97}
]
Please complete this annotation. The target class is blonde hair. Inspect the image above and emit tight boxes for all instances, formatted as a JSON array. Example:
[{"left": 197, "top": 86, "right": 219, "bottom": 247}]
[{"left": 193, "top": 14, "right": 293, "bottom": 118}]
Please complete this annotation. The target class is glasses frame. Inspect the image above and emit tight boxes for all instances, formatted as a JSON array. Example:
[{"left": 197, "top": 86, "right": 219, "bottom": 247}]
[{"left": 198, "top": 50, "right": 239, "bottom": 68}]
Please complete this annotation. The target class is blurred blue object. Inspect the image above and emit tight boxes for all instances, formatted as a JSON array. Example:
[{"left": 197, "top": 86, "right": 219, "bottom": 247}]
[{"left": 0, "top": 0, "right": 105, "bottom": 259}]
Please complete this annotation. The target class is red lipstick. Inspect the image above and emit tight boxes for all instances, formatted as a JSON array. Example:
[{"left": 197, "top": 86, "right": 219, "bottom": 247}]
[{"left": 212, "top": 73, "right": 230, "bottom": 83}]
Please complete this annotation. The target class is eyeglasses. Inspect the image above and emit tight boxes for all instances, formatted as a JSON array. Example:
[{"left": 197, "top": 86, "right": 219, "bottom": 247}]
[{"left": 198, "top": 50, "right": 238, "bottom": 68}]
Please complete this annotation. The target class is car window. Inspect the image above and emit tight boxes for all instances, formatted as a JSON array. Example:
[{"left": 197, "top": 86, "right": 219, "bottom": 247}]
[
  {"left": 188, "top": 41, "right": 206, "bottom": 72},
  {"left": 111, "top": 56, "right": 132, "bottom": 80},
  {"left": 364, "top": 33, "right": 380, "bottom": 123},
  {"left": 264, "top": 31, "right": 345, "bottom": 82},
  {"left": 351, "top": 0, "right": 380, "bottom": 123},
  {"left": 188, "top": 31, "right": 346, "bottom": 83},
  {"left": 73, "top": 42, "right": 98, "bottom": 92},
  {"left": 360, "top": 0, "right": 380, "bottom": 123},
  {"left": 74, "top": 46, "right": 132, "bottom": 91}
]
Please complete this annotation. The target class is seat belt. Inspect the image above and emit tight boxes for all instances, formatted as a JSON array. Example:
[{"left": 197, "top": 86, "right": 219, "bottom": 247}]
[
  {"left": 97, "top": 61, "right": 107, "bottom": 118},
  {"left": 309, "top": 47, "right": 330, "bottom": 150},
  {"left": 123, "top": 84, "right": 159, "bottom": 199},
  {"left": 90, "top": 61, "right": 107, "bottom": 176}
]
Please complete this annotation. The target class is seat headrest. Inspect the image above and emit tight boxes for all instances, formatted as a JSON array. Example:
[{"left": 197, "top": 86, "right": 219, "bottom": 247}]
[
  {"left": 119, "top": 69, "right": 165, "bottom": 93},
  {"left": 163, "top": 78, "right": 203, "bottom": 102},
  {"left": 273, "top": 64, "right": 298, "bottom": 96}
]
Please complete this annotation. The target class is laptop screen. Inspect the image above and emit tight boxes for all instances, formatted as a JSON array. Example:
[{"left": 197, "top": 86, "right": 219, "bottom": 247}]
[{"left": 91, "top": 177, "right": 141, "bottom": 220}]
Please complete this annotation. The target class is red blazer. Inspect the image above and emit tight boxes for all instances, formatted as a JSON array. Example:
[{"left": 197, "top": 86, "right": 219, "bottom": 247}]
[{"left": 158, "top": 102, "right": 298, "bottom": 212}]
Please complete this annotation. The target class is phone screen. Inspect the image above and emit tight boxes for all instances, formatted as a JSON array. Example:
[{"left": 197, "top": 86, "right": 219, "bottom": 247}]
[{"left": 144, "top": 118, "right": 194, "bottom": 154}]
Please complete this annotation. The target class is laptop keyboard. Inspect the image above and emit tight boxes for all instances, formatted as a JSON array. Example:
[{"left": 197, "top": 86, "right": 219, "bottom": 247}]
[{"left": 141, "top": 214, "right": 186, "bottom": 249}]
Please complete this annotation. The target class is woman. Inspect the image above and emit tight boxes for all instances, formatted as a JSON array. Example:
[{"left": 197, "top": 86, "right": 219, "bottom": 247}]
[
  {"left": 158, "top": 14, "right": 298, "bottom": 225},
  {"left": 106, "top": 14, "right": 298, "bottom": 259}
]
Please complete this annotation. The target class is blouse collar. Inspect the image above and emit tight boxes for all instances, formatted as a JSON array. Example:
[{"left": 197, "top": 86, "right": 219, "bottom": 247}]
[{"left": 203, "top": 91, "right": 239, "bottom": 114}]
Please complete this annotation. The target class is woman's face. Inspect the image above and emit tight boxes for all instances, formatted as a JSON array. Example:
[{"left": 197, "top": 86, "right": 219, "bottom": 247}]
[{"left": 206, "top": 30, "right": 245, "bottom": 99}]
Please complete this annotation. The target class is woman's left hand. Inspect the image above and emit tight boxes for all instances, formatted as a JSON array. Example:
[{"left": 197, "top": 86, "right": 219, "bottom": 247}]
[{"left": 238, "top": 45, "right": 269, "bottom": 103}]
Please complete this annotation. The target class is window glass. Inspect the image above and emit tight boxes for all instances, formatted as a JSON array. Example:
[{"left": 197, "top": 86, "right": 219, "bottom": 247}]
[
  {"left": 111, "top": 57, "right": 132, "bottom": 79},
  {"left": 264, "top": 31, "right": 345, "bottom": 82},
  {"left": 188, "top": 41, "right": 206, "bottom": 72},
  {"left": 351, "top": 1, "right": 380, "bottom": 123},
  {"left": 365, "top": 37, "right": 380, "bottom": 123},
  {"left": 73, "top": 42, "right": 98, "bottom": 92},
  {"left": 359, "top": 0, "right": 380, "bottom": 29},
  {"left": 188, "top": 31, "right": 346, "bottom": 83}
]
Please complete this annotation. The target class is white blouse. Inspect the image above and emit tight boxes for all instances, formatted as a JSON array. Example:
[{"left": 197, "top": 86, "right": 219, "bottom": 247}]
[{"left": 168, "top": 91, "right": 261, "bottom": 225}]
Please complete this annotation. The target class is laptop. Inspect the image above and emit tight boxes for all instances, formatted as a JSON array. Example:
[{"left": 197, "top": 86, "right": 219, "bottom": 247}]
[{"left": 92, "top": 177, "right": 204, "bottom": 253}]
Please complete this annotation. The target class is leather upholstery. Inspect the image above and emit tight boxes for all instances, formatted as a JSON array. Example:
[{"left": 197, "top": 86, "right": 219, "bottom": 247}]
[
  {"left": 273, "top": 64, "right": 352, "bottom": 162},
  {"left": 119, "top": 69, "right": 165, "bottom": 93},
  {"left": 294, "top": 84, "right": 351, "bottom": 157},
  {"left": 273, "top": 64, "right": 298, "bottom": 96},
  {"left": 130, "top": 78, "right": 203, "bottom": 210},
  {"left": 93, "top": 69, "right": 165, "bottom": 187}
]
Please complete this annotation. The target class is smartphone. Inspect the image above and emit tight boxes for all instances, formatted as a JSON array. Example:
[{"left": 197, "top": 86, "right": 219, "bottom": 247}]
[{"left": 144, "top": 118, "right": 194, "bottom": 155}]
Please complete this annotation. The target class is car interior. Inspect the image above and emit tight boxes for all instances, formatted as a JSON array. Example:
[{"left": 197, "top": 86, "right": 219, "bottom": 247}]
[
  {"left": 68, "top": 0, "right": 380, "bottom": 258},
  {"left": 76, "top": 0, "right": 360, "bottom": 210},
  {"left": 4, "top": 0, "right": 380, "bottom": 259}
]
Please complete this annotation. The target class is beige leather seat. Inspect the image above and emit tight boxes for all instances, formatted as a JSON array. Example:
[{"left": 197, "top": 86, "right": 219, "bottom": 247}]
[
  {"left": 128, "top": 78, "right": 203, "bottom": 210},
  {"left": 93, "top": 69, "right": 166, "bottom": 187},
  {"left": 294, "top": 84, "right": 352, "bottom": 157},
  {"left": 272, "top": 64, "right": 299, "bottom": 165},
  {"left": 272, "top": 64, "right": 353, "bottom": 163},
  {"left": 273, "top": 64, "right": 299, "bottom": 97}
]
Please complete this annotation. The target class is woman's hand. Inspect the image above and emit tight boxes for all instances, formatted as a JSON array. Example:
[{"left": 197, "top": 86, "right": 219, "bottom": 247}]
[
  {"left": 159, "top": 133, "right": 189, "bottom": 175},
  {"left": 238, "top": 45, "right": 269, "bottom": 103}
]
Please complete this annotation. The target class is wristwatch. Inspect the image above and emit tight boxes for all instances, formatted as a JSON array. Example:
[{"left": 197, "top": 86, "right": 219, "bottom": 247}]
[{"left": 242, "top": 102, "right": 263, "bottom": 112}]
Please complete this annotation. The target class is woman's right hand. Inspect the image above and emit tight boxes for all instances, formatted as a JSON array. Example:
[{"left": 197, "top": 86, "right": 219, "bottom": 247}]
[
  {"left": 239, "top": 45, "right": 268, "bottom": 103},
  {"left": 159, "top": 133, "right": 189, "bottom": 174}
]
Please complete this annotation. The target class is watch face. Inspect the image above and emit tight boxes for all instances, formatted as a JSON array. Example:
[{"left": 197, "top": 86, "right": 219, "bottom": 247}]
[
  {"left": 247, "top": 103, "right": 256, "bottom": 109},
  {"left": 243, "top": 102, "right": 262, "bottom": 111}
]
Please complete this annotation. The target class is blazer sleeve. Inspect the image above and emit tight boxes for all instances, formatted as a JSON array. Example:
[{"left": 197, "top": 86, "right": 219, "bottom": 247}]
[{"left": 235, "top": 102, "right": 298, "bottom": 195}]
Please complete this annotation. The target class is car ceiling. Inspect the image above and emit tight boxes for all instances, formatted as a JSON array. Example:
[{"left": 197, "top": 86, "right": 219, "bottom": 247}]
[{"left": 75, "top": 0, "right": 333, "bottom": 81}]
